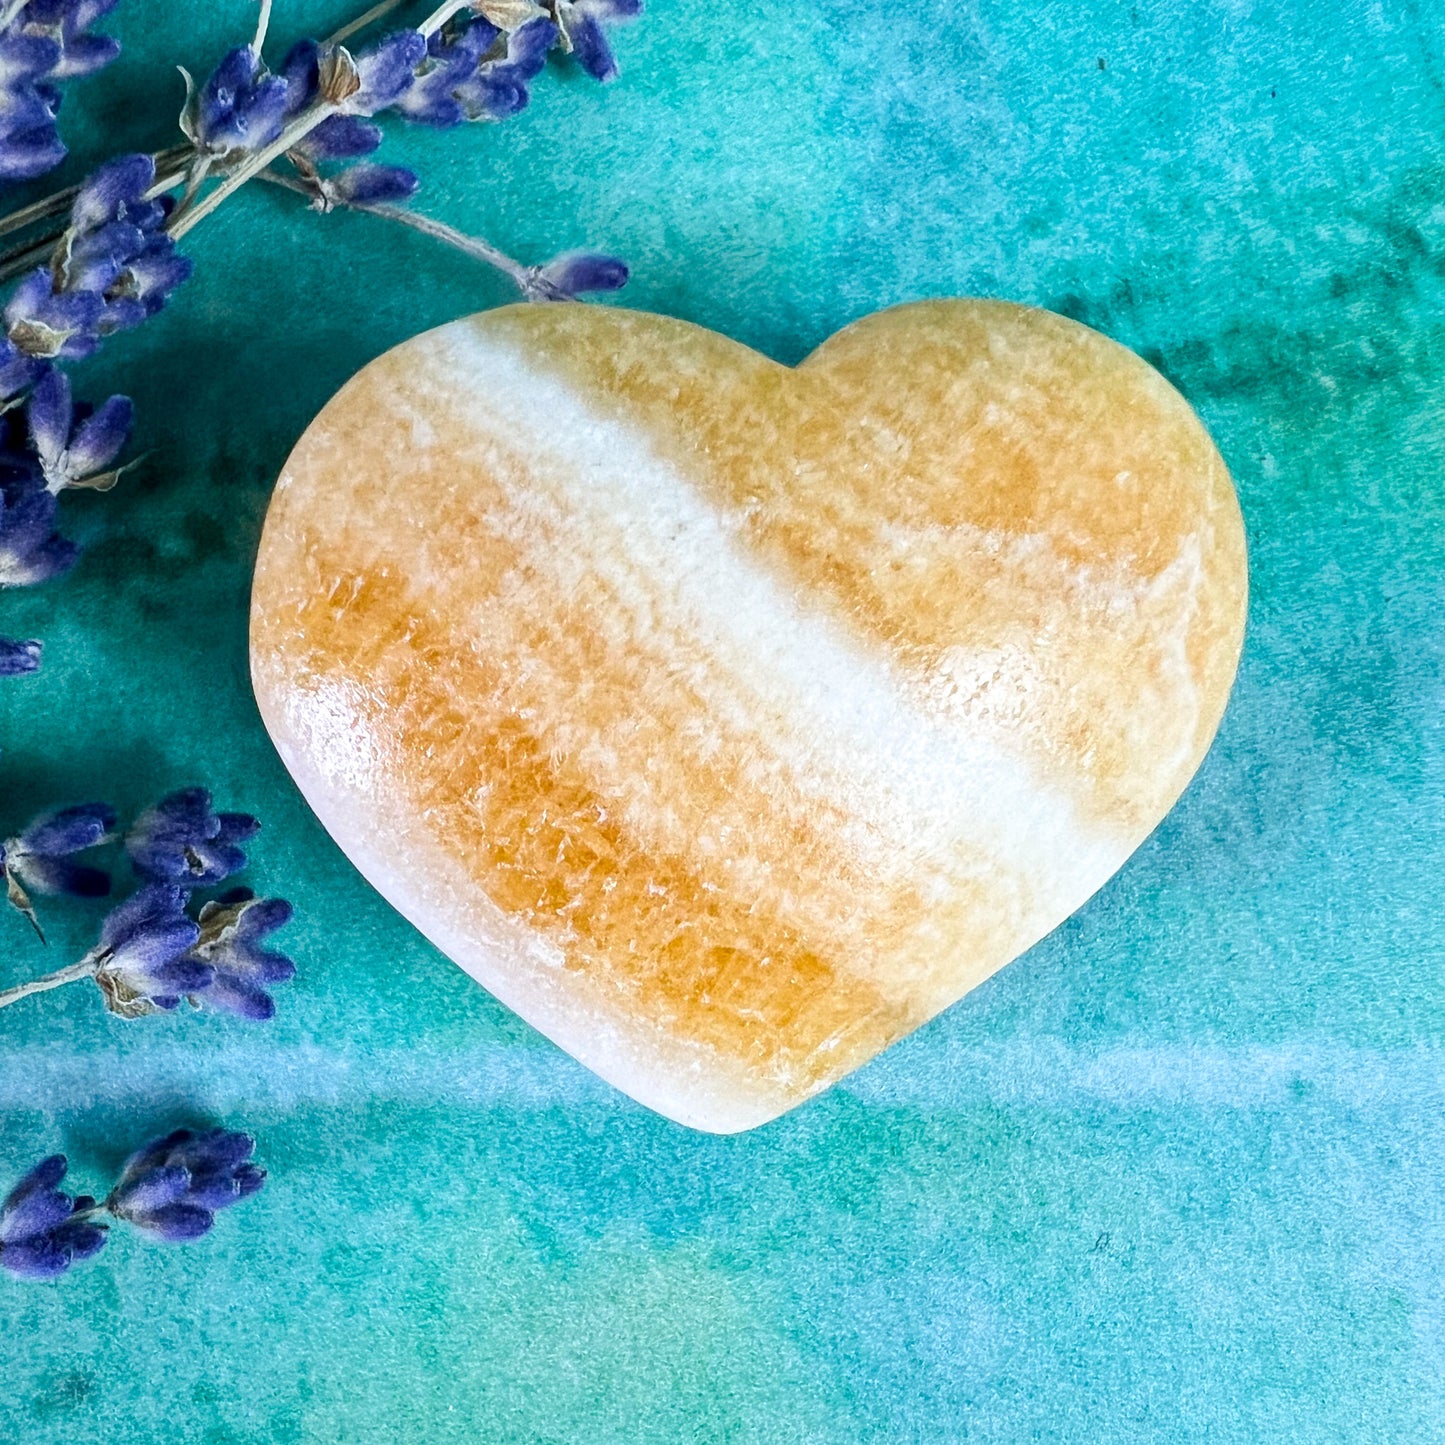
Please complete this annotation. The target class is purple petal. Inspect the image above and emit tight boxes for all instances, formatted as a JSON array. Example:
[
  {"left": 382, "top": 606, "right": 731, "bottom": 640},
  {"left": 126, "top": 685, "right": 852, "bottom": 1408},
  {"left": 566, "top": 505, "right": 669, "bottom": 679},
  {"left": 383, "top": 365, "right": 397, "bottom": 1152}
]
[
  {"left": 130, "top": 1202, "right": 213, "bottom": 1242},
  {"left": 299, "top": 113, "right": 382, "bottom": 160},
  {"left": 279, "top": 39, "right": 319, "bottom": 117},
  {"left": 0, "top": 1237, "right": 71, "bottom": 1279},
  {"left": 62, "top": 394, "right": 132, "bottom": 478},
  {"left": 456, "top": 71, "right": 528, "bottom": 121},
  {"left": 505, "top": 17, "right": 558, "bottom": 77},
  {"left": 236, "top": 896, "right": 293, "bottom": 941},
  {"left": 204, "top": 974, "right": 275, "bottom": 1020},
  {"left": 140, "top": 955, "right": 214, "bottom": 995},
  {"left": 0, "top": 34, "right": 62, "bottom": 86},
  {"left": 18, "top": 802, "right": 116, "bottom": 857},
  {"left": 329, "top": 163, "right": 418, "bottom": 208},
  {"left": 0, "top": 1155, "right": 68, "bottom": 1242},
  {"left": 98, "top": 882, "right": 189, "bottom": 952},
  {"left": 8, "top": 855, "right": 110, "bottom": 898},
  {"left": 70, "top": 153, "right": 154, "bottom": 234},
  {"left": 0, "top": 346, "right": 45, "bottom": 404},
  {"left": 73, "top": 0, "right": 124, "bottom": 27},
  {"left": 0, "top": 482, "right": 78, "bottom": 587},
  {"left": 0, "top": 481, "right": 57, "bottom": 555},
  {"left": 105, "top": 919, "right": 204, "bottom": 986},
  {"left": 565, "top": 11, "right": 617, "bottom": 81},
  {"left": 0, "top": 123, "right": 65, "bottom": 183},
  {"left": 0, "top": 530, "right": 78, "bottom": 586},
  {"left": 0, "top": 638, "right": 41, "bottom": 675},
  {"left": 125, "top": 241, "right": 192, "bottom": 314},
  {"left": 0, "top": 1168, "right": 72, "bottom": 1243},
  {"left": 4, "top": 1155, "right": 66, "bottom": 1197},
  {"left": 351, "top": 29, "right": 428, "bottom": 115},
  {"left": 51, "top": 1218, "right": 107, "bottom": 1263},
  {"left": 110, "top": 1164, "right": 189, "bottom": 1215},
  {"left": 0, "top": 85, "right": 60, "bottom": 131},
  {"left": 213, "top": 812, "right": 260, "bottom": 845},
  {"left": 52, "top": 32, "right": 121, "bottom": 81},
  {"left": 3, "top": 267, "right": 54, "bottom": 330},
  {"left": 185, "top": 1161, "right": 265, "bottom": 1211},
  {"left": 135, "top": 788, "right": 213, "bottom": 838},
  {"left": 537, "top": 250, "right": 629, "bottom": 296},
  {"left": 187, "top": 1130, "right": 256, "bottom": 1172},
  {"left": 118, "top": 1129, "right": 193, "bottom": 1179},
  {"left": 26, "top": 366, "right": 72, "bottom": 471}
]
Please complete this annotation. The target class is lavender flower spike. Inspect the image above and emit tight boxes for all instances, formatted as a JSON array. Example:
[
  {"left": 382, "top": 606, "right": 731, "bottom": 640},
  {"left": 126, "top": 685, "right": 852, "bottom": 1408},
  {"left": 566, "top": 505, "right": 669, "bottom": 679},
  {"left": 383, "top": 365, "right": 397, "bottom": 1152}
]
[
  {"left": 183, "top": 44, "right": 288, "bottom": 158},
  {"left": 126, "top": 787, "right": 260, "bottom": 888},
  {"left": 3, "top": 153, "right": 192, "bottom": 377},
  {"left": 0, "top": 1155, "right": 107, "bottom": 1280},
  {"left": 88, "top": 882, "right": 207, "bottom": 1017},
  {"left": 0, "top": 637, "right": 41, "bottom": 674},
  {"left": 2, "top": 800, "right": 114, "bottom": 932},
  {"left": 108, "top": 1129, "right": 265, "bottom": 1242},
  {"left": 189, "top": 888, "right": 297, "bottom": 1020}
]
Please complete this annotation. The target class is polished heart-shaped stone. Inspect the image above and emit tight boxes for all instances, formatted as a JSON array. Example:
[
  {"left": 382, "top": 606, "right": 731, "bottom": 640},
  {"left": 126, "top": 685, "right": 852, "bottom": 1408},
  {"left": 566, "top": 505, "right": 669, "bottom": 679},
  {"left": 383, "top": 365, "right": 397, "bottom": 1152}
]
[{"left": 250, "top": 300, "right": 1247, "bottom": 1132}]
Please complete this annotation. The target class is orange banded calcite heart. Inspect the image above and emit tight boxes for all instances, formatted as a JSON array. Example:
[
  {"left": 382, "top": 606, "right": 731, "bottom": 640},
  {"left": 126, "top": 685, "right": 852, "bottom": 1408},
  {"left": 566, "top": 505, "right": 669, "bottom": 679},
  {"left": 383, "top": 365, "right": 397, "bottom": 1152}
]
[{"left": 250, "top": 300, "right": 1247, "bottom": 1132}]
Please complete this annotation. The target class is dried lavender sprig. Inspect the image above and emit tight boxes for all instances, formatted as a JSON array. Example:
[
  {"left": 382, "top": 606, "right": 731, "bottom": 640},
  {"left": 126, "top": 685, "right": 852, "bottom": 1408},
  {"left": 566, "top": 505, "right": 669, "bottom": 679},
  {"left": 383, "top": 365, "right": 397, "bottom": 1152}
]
[
  {"left": 0, "top": 1129, "right": 265, "bottom": 1280},
  {"left": 0, "top": 880, "right": 296, "bottom": 1017},
  {"left": 0, "top": 0, "right": 638, "bottom": 675}
]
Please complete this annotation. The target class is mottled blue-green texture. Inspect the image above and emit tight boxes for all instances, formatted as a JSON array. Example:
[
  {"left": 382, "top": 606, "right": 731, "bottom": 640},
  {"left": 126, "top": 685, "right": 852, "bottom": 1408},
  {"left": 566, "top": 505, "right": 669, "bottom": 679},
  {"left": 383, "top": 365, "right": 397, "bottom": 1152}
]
[{"left": 2, "top": 0, "right": 1443, "bottom": 1440}]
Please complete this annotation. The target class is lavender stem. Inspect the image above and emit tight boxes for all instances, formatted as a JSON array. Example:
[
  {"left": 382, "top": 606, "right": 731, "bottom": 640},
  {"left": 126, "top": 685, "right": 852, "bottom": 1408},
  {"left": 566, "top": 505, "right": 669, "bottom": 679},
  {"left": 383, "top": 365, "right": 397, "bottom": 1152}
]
[
  {"left": 0, "top": 958, "right": 96, "bottom": 1011},
  {"left": 258, "top": 168, "right": 533, "bottom": 292},
  {"left": 326, "top": 0, "right": 415, "bottom": 45}
]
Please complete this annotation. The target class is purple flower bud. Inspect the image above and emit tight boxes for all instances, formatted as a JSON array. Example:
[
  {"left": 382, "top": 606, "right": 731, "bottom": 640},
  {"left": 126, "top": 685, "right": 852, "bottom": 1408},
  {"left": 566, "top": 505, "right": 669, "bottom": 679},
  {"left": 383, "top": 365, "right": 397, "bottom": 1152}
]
[
  {"left": 278, "top": 38, "right": 319, "bottom": 118},
  {"left": 18, "top": 801, "right": 115, "bottom": 858},
  {"left": 91, "top": 883, "right": 205, "bottom": 1013},
  {"left": 0, "top": 1, "right": 121, "bottom": 183},
  {"left": 297, "top": 113, "right": 382, "bottom": 161},
  {"left": 326, "top": 163, "right": 419, "bottom": 209},
  {"left": 190, "top": 45, "right": 288, "bottom": 156},
  {"left": 1, "top": 800, "right": 114, "bottom": 909},
  {"left": 529, "top": 250, "right": 630, "bottom": 299},
  {"left": 189, "top": 891, "right": 297, "bottom": 1020},
  {"left": 347, "top": 29, "right": 427, "bottom": 116},
  {"left": 558, "top": 0, "right": 639, "bottom": 82},
  {"left": 67, "top": 151, "right": 154, "bottom": 233}
]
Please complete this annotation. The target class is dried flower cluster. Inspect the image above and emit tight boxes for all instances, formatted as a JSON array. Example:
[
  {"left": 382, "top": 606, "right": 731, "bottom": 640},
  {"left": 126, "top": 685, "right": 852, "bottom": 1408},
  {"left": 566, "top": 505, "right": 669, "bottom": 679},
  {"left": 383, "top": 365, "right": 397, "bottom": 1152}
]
[
  {"left": 0, "top": 1129, "right": 265, "bottom": 1280},
  {"left": 0, "top": 0, "right": 639, "bottom": 671},
  {"left": 0, "top": 786, "right": 296, "bottom": 1017},
  {"left": 0, "top": 0, "right": 641, "bottom": 1285}
]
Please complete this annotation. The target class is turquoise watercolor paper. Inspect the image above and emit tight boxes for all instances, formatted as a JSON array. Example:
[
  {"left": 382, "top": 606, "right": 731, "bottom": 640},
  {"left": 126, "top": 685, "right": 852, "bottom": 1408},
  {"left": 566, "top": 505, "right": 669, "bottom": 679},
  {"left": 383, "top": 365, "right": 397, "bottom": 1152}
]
[{"left": 1, "top": 0, "right": 1443, "bottom": 1439}]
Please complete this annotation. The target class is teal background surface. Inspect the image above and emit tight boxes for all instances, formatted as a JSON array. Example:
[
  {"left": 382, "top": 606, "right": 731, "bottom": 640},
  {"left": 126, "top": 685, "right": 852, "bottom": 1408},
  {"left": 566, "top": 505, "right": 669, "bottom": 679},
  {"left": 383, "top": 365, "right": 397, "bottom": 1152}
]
[{"left": 3, "top": 0, "right": 1444, "bottom": 1439}]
